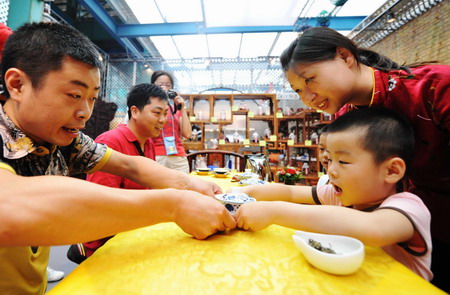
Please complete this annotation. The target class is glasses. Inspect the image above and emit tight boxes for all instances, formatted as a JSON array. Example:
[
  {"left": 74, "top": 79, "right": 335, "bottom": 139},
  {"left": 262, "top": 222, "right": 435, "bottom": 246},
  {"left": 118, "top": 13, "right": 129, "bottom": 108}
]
[{"left": 156, "top": 83, "right": 172, "bottom": 89}]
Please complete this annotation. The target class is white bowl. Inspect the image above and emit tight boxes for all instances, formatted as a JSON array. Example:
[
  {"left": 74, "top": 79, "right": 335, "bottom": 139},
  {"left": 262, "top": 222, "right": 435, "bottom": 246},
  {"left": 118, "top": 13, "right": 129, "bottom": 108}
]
[
  {"left": 215, "top": 193, "right": 256, "bottom": 216},
  {"left": 292, "top": 230, "right": 364, "bottom": 275},
  {"left": 213, "top": 168, "right": 229, "bottom": 174}
]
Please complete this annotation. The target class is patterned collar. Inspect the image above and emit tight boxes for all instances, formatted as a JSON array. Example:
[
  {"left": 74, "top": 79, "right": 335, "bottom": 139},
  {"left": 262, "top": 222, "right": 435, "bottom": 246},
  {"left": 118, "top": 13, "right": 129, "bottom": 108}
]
[{"left": 0, "top": 104, "right": 56, "bottom": 159}]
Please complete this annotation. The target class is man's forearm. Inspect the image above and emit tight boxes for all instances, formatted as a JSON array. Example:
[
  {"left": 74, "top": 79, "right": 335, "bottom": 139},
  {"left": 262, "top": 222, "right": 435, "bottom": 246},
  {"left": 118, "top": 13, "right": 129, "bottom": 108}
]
[{"left": 0, "top": 173, "right": 180, "bottom": 246}]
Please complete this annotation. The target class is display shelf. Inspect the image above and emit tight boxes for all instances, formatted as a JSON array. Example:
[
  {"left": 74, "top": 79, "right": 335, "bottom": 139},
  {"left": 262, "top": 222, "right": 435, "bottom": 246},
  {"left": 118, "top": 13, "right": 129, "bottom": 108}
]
[{"left": 182, "top": 93, "right": 332, "bottom": 183}]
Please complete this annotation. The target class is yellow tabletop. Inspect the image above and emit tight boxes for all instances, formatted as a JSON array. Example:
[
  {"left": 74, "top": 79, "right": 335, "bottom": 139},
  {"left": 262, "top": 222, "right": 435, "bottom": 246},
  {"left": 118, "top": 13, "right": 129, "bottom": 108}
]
[{"left": 48, "top": 173, "right": 445, "bottom": 295}]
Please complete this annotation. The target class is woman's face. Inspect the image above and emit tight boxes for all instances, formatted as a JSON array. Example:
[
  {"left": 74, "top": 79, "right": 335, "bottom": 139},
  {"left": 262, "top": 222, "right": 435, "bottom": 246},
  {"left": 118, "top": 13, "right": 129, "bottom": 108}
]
[
  {"left": 153, "top": 75, "right": 173, "bottom": 91},
  {"left": 285, "top": 55, "right": 357, "bottom": 114}
]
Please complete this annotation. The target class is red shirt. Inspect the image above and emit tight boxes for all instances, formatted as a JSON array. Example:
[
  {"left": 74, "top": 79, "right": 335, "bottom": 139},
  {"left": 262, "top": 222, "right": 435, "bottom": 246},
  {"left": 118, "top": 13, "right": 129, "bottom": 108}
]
[
  {"left": 87, "top": 124, "right": 155, "bottom": 189},
  {"left": 152, "top": 107, "right": 187, "bottom": 157},
  {"left": 370, "top": 65, "right": 450, "bottom": 194}
]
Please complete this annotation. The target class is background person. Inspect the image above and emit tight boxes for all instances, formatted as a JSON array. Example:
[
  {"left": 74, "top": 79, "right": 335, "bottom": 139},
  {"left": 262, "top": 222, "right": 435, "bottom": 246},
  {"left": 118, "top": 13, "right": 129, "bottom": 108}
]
[
  {"left": 68, "top": 83, "right": 169, "bottom": 263},
  {"left": 151, "top": 70, "right": 191, "bottom": 174},
  {"left": 280, "top": 26, "right": 449, "bottom": 291},
  {"left": 236, "top": 107, "right": 432, "bottom": 281}
]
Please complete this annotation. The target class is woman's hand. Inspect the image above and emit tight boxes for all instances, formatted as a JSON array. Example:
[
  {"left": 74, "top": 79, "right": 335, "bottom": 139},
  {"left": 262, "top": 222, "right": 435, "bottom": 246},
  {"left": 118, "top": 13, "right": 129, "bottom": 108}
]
[{"left": 174, "top": 95, "right": 185, "bottom": 110}]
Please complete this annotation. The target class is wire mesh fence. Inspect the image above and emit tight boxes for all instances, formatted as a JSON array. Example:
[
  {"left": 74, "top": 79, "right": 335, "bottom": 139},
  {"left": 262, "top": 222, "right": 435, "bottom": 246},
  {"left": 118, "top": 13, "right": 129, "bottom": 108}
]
[{"left": 103, "top": 57, "right": 291, "bottom": 128}]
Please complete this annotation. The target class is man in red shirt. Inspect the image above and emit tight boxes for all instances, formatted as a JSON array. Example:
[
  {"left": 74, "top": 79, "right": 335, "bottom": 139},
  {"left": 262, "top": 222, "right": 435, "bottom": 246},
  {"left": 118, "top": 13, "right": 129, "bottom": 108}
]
[{"left": 68, "top": 83, "right": 169, "bottom": 261}]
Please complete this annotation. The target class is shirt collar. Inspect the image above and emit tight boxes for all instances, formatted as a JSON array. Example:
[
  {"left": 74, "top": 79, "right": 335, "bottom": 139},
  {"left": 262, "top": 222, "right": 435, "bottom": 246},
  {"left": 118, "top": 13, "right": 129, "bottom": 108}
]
[
  {"left": 117, "top": 124, "right": 152, "bottom": 147},
  {"left": 0, "top": 104, "right": 56, "bottom": 159}
]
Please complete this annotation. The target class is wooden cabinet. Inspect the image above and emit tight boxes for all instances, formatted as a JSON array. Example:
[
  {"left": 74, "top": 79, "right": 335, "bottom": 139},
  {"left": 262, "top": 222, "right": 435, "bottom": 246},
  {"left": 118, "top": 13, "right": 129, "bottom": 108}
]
[{"left": 182, "top": 93, "right": 333, "bottom": 183}]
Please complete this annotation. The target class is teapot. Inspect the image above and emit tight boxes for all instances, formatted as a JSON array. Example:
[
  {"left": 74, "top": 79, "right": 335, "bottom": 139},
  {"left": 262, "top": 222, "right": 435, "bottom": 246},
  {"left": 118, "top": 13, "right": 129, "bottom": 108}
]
[{"left": 244, "top": 153, "right": 273, "bottom": 182}]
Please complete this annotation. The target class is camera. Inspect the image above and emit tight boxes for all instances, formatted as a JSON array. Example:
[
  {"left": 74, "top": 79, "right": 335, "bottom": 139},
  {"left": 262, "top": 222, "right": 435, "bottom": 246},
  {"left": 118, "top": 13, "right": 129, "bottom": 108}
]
[
  {"left": 167, "top": 89, "right": 177, "bottom": 100},
  {"left": 166, "top": 89, "right": 182, "bottom": 111}
]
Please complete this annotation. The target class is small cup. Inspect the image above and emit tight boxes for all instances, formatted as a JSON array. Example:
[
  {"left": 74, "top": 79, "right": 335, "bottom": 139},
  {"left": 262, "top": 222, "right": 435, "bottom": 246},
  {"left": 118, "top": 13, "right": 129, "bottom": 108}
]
[{"left": 214, "top": 193, "right": 256, "bottom": 216}]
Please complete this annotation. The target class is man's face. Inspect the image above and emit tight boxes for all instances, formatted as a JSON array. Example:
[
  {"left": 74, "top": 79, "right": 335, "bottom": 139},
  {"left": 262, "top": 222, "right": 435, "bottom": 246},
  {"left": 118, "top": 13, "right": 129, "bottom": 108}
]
[
  {"left": 5, "top": 56, "right": 101, "bottom": 146},
  {"left": 133, "top": 97, "right": 168, "bottom": 138}
]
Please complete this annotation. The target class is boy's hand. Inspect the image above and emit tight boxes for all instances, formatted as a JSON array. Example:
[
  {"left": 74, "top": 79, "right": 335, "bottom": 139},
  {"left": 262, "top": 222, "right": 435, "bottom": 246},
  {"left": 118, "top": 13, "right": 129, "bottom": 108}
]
[
  {"left": 187, "top": 176, "right": 222, "bottom": 196},
  {"left": 173, "top": 190, "right": 235, "bottom": 239},
  {"left": 234, "top": 202, "right": 273, "bottom": 231}
]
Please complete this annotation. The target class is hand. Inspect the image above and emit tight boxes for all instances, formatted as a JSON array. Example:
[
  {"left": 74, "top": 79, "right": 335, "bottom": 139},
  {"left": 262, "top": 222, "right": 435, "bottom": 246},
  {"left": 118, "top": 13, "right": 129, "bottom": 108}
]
[
  {"left": 173, "top": 190, "right": 236, "bottom": 239},
  {"left": 174, "top": 95, "right": 185, "bottom": 109},
  {"left": 188, "top": 175, "right": 222, "bottom": 196},
  {"left": 234, "top": 201, "right": 273, "bottom": 231}
]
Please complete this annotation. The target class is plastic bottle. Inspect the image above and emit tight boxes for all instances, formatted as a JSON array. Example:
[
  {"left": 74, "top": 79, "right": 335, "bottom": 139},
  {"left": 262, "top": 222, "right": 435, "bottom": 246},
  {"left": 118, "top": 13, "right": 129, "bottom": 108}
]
[
  {"left": 302, "top": 162, "right": 309, "bottom": 175},
  {"left": 264, "top": 101, "right": 271, "bottom": 116},
  {"left": 258, "top": 104, "right": 264, "bottom": 116},
  {"left": 288, "top": 131, "right": 296, "bottom": 143},
  {"left": 252, "top": 131, "right": 259, "bottom": 143},
  {"left": 197, "top": 110, "right": 203, "bottom": 121},
  {"left": 219, "top": 110, "right": 226, "bottom": 120},
  {"left": 311, "top": 131, "right": 319, "bottom": 144},
  {"left": 233, "top": 130, "right": 240, "bottom": 143}
]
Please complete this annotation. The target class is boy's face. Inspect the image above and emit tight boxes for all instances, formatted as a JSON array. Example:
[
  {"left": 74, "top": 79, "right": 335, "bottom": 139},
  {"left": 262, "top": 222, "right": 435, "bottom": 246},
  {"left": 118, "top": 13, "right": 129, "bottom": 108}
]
[
  {"left": 318, "top": 133, "right": 329, "bottom": 171},
  {"left": 326, "top": 129, "right": 391, "bottom": 207},
  {"left": 285, "top": 56, "right": 356, "bottom": 115},
  {"left": 5, "top": 57, "right": 101, "bottom": 146},
  {"left": 132, "top": 97, "right": 168, "bottom": 138}
]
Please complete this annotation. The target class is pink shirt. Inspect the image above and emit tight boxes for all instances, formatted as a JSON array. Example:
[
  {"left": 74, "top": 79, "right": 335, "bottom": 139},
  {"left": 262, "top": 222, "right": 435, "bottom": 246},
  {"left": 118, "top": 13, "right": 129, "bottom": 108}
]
[{"left": 318, "top": 185, "right": 432, "bottom": 280}]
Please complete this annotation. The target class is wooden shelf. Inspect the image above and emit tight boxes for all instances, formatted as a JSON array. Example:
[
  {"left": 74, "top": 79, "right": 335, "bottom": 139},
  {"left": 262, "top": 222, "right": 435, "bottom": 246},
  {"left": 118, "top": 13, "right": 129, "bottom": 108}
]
[
  {"left": 182, "top": 93, "right": 331, "bottom": 183},
  {"left": 249, "top": 115, "right": 274, "bottom": 120}
]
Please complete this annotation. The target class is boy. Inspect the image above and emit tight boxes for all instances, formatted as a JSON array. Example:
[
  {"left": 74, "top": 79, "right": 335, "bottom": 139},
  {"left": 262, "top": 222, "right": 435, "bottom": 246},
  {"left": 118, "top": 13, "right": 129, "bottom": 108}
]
[
  {"left": 69, "top": 83, "right": 169, "bottom": 262},
  {"left": 236, "top": 107, "right": 432, "bottom": 280},
  {"left": 0, "top": 22, "right": 234, "bottom": 294}
]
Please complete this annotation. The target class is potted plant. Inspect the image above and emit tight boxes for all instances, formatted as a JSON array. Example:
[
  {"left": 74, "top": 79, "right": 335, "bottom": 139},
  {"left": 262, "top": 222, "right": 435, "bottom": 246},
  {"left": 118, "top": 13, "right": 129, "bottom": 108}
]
[{"left": 277, "top": 166, "right": 303, "bottom": 185}]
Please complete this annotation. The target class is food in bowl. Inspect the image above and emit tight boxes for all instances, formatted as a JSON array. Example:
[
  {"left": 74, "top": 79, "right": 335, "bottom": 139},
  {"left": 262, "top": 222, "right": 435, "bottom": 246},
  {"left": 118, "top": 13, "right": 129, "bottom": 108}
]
[{"left": 292, "top": 230, "right": 364, "bottom": 275}]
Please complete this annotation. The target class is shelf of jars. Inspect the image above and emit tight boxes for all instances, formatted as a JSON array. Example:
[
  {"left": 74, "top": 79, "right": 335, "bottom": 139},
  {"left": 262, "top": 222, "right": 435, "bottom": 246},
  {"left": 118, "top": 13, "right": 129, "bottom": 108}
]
[{"left": 181, "top": 93, "right": 332, "bottom": 184}]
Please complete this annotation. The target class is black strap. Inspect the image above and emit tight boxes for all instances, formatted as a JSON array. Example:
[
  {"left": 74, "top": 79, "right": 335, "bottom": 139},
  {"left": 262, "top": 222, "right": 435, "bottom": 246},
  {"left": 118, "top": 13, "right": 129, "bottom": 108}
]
[
  {"left": 0, "top": 135, "right": 4, "bottom": 161},
  {"left": 311, "top": 186, "right": 321, "bottom": 204},
  {"left": 132, "top": 141, "right": 145, "bottom": 157}
]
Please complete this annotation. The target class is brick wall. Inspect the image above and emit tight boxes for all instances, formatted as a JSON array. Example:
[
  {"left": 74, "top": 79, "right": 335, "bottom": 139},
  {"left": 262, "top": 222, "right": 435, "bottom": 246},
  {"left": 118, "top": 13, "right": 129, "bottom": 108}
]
[{"left": 370, "top": 0, "right": 449, "bottom": 65}]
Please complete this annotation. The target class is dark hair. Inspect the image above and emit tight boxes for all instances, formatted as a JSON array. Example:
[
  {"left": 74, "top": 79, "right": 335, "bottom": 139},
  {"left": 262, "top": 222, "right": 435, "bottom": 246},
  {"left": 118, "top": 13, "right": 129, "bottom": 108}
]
[
  {"left": 280, "top": 27, "right": 410, "bottom": 74},
  {"left": 127, "top": 83, "right": 168, "bottom": 119},
  {"left": 327, "top": 107, "right": 415, "bottom": 178},
  {"left": 1, "top": 22, "right": 104, "bottom": 98},
  {"left": 319, "top": 124, "right": 329, "bottom": 136},
  {"left": 150, "top": 70, "right": 174, "bottom": 87}
]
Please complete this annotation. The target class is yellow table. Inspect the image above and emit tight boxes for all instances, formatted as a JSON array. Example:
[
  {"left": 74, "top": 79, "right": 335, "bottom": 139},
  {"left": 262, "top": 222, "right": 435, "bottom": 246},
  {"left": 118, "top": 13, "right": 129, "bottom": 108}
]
[{"left": 48, "top": 174, "right": 445, "bottom": 295}]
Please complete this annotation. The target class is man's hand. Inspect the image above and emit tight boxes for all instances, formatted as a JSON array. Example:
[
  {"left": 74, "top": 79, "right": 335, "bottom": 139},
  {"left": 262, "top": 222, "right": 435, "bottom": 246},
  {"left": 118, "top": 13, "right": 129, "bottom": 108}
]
[
  {"left": 187, "top": 175, "right": 222, "bottom": 196},
  {"left": 172, "top": 190, "right": 235, "bottom": 239}
]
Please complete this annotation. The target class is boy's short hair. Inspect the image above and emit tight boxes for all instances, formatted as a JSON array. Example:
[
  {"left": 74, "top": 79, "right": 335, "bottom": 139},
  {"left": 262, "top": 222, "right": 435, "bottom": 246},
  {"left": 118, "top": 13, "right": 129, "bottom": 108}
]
[
  {"left": 319, "top": 124, "right": 329, "bottom": 136},
  {"left": 1, "top": 22, "right": 104, "bottom": 98},
  {"left": 127, "top": 83, "right": 168, "bottom": 119},
  {"left": 327, "top": 107, "right": 415, "bottom": 175}
]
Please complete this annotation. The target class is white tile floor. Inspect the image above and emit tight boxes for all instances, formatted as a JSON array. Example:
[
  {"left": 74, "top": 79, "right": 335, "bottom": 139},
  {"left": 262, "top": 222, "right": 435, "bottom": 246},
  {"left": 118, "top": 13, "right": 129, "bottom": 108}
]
[{"left": 46, "top": 245, "right": 78, "bottom": 292}]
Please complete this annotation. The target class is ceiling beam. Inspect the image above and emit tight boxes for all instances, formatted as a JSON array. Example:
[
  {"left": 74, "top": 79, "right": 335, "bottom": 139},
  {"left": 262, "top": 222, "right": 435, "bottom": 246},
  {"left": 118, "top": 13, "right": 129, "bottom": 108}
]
[
  {"left": 77, "top": 0, "right": 143, "bottom": 58},
  {"left": 115, "top": 16, "right": 365, "bottom": 38}
]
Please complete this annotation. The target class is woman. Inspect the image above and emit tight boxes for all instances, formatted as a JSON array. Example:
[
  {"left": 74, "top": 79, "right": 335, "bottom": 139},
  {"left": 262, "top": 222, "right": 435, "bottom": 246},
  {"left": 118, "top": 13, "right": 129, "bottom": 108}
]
[
  {"left": 280, "top": 26, "right": 449, "bottom": 291},
  {"left": 151, "top": 70, "right": 191, "bottom": 173}
]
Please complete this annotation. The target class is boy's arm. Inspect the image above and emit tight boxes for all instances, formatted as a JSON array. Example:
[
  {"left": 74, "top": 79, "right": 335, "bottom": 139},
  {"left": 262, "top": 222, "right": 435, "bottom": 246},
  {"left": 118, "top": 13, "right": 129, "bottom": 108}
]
[
  {"left": 0, "top": 169, "right": 234, "bottom": 246},
  {"left": 235, "top": 201, "right": 414, "bottom": 247},
  {"left": 241, "top": 183, "right": 316, "bottom": 204},
  {"left": 98, "top": 150, "right": 221, "bottom": 196}
]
